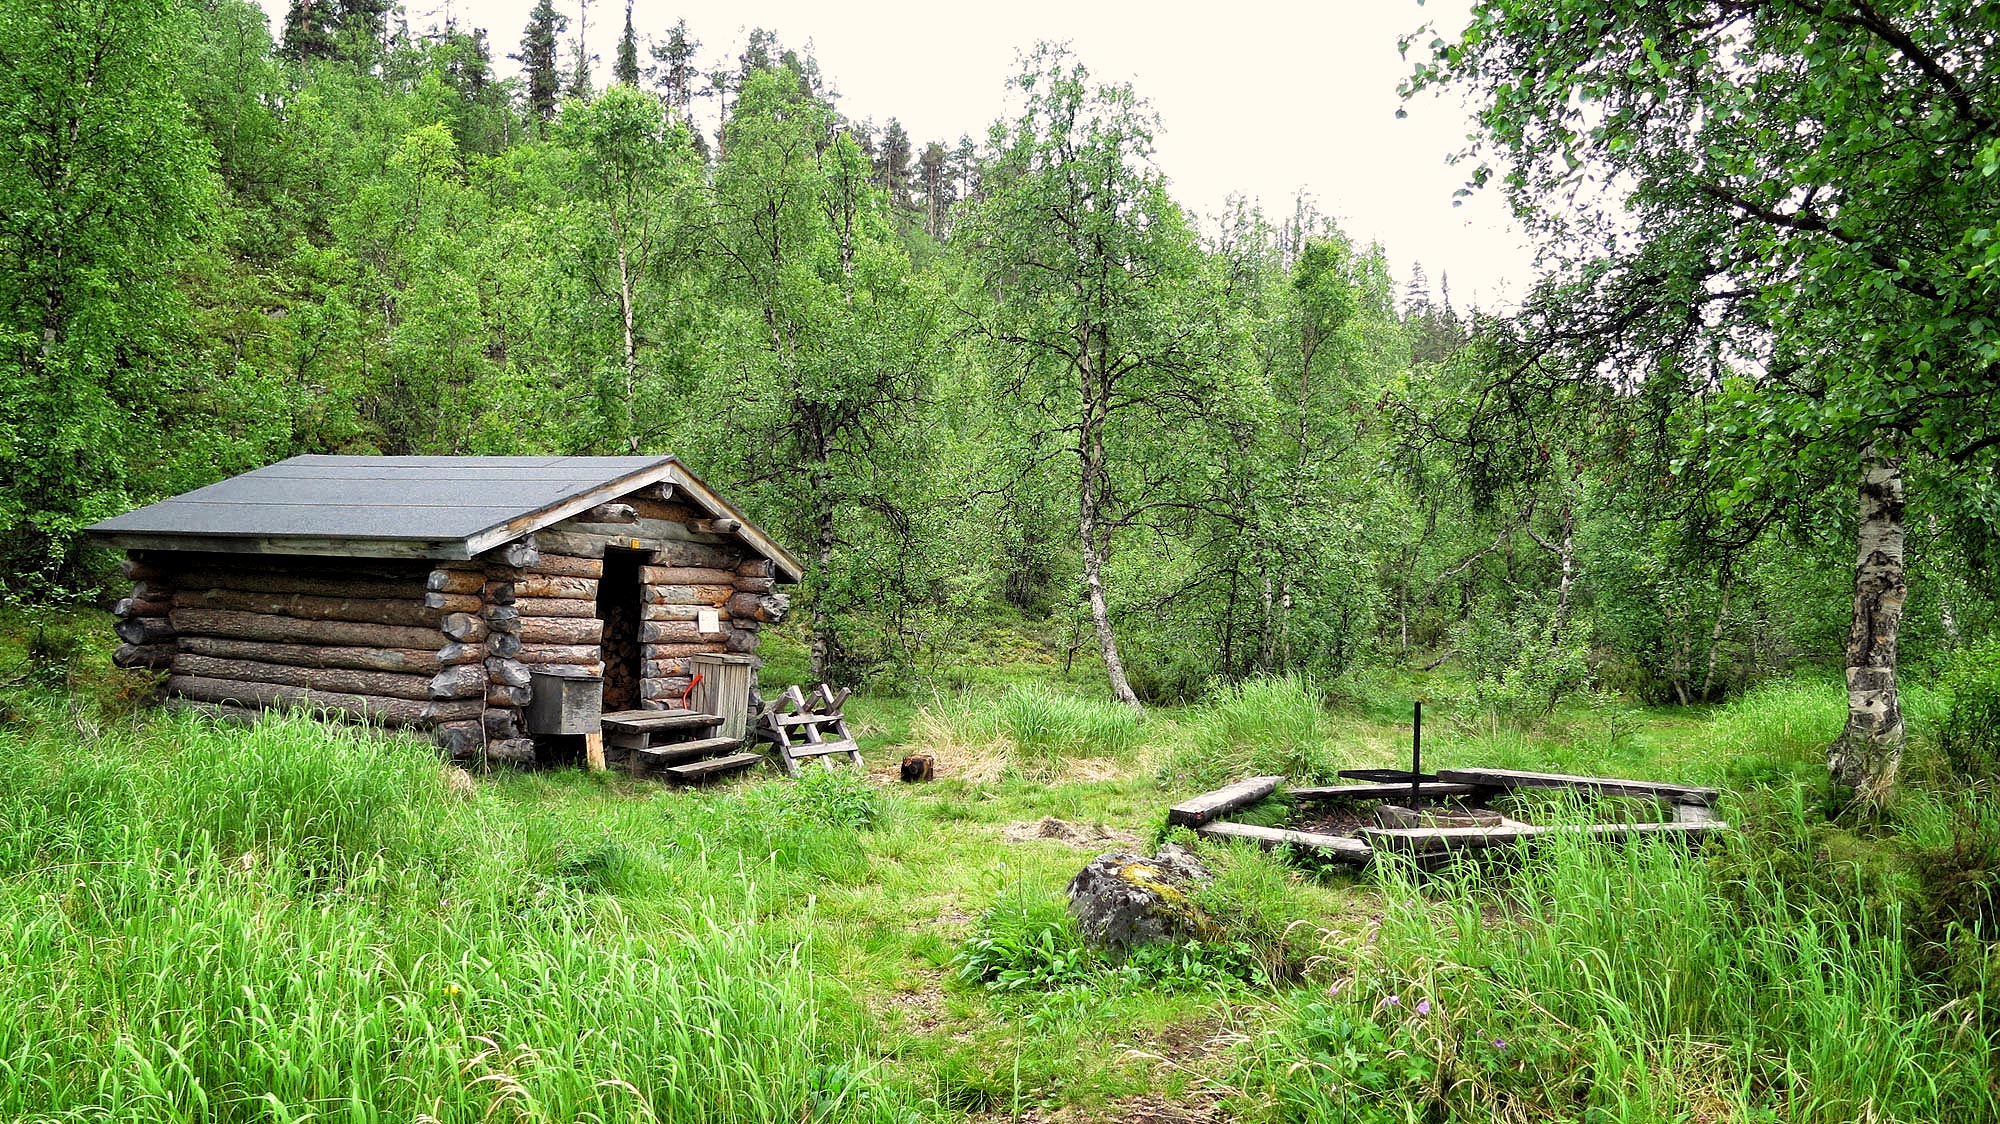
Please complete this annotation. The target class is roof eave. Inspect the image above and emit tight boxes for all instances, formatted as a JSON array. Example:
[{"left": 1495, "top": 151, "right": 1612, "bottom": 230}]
[{"left": 86, "top": 531, "right": 474, "bottom": 561}]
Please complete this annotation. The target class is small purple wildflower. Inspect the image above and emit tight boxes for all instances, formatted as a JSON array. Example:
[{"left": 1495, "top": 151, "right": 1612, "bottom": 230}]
[
  {"left": 1377, "top": 994, "right": 1400, "bottom": 1010},
  {"left": 1415, "top": 999, "right": 1432, "bottom": 1017},
  {"left": 1493, "top": 1038, "right": 1508, "bottom": 1052},
  {"left": 1327, "top": 977, "right": 1349, "bottom": 998}
]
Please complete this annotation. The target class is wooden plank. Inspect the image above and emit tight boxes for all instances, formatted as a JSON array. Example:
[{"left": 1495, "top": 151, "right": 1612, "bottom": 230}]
[
  {"left": 786, "top": 738, "right": 860, "bottom": 759},
  {"left": 1195, "top": 820, "right": 1373, "bottom": 863},
  {"left": 1288, "top": 782, "right": 1479, "bottom": 802},
  {"left": 774, "top": 712, "right": 846, "bottom": 727},
  {"left": 634, "top": 736, "right": 744, "bottom": 765},
  {"left": 1361, "top": 818, "right": 1727, "bottom": 856},
  {"left": 602, "top": 709, "right": 723, "bottom": 734},
  {"left": 1434, "top": 767, "right": 1719, "bottom": 807},
  {"left": 665, "top": 751, "right": 764, "bottom": 781},
  {"left": 1167, "top": 775, "right": 1284, "bottom": 828}
]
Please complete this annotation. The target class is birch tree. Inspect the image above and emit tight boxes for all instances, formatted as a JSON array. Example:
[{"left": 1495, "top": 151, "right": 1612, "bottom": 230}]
[
  {"left": 967, "top": 45, "right": 1218, "bottom": 708},
  {"left": 1413, "top": 0, "right": 2000, "bottom": 804}
]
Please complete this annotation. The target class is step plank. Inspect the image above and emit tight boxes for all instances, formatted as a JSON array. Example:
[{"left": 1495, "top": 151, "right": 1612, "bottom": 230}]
[
  {"left": 1167, "top": 775, "right": 1284, "bottom": 828},
  {"left": 773, "top": 712, "right": 846, "bottom": 727},
  {"left": 666, "top": 751, "right": 764, "bottom": 780},
  {"left": 633, "top": 735, "right": 743, "bottom": 765},
  {"left": 1195, "top": 819, "right": 1372, "bottom": 863},
  {"left": 603, "top": 708, "right": 723, "bottom": 734},
  {"left": 1434, "top": 767, "right": 1719, "bottom": 807}
]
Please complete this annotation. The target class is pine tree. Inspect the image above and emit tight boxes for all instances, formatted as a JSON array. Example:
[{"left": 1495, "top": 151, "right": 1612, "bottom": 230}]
[
  {"left": 918, "top": 140, "right": 951, "bottom": 238},
  {"left": 613, "top": 0, "right": 639, "bottom": 86},
  {"left": 873, "top": 118, "right": 913, "bottom": 210},
  {"left": 513, "top": 0, "right": 565, "bottom": 122},
  {"left": 649, "top": 18, "right": 700, "bottom": 121}
]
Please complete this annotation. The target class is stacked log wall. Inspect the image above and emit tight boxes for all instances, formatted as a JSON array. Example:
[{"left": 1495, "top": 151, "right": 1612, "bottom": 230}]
[
  {"left": 475, "top": 545, "right": 534, "bottom": 764},
  {"left": 515, "top": 490, "right": 787, "bottom": 716},
  {"left": 111, "top": 555, "right": 177, "bottom": 670},
  {"left": 142, "top": 553, "right": 489, "bottom": 734}
]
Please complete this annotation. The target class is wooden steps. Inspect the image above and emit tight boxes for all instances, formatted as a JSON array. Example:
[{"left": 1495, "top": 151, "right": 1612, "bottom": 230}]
[{"left": 603, "top": 707, "right": 764, "bottom": 784}]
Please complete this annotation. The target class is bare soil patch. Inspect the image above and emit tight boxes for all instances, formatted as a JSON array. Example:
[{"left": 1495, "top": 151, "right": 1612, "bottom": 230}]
[{"left": 1002, "top": 816, "right": 1142, "bottom": 848}]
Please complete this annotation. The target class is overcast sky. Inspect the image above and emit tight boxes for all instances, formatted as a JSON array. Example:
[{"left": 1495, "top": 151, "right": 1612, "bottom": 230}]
[{"left": 253, "top": 0, "right": 1534, "bottom": 308}]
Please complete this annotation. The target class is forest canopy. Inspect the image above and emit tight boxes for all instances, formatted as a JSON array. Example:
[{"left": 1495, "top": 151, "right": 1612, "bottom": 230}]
[{"left": 3, "top": 0, "right": 1996, "bottom": 802}]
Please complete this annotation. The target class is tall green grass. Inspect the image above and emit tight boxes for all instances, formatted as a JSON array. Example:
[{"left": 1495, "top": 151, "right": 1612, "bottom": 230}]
[
  {"left": 913, "top": 683, "right": 1145, "bottom": 780},
  {"left": 0, "top": 704, "right": 926, "bottom": 1123},
  {"left": 1231, "top": 796, "right": 2000, "bottom": 1123},
  {"left": 1157, "top": 675, "right": 1343, "bottom": 790}
]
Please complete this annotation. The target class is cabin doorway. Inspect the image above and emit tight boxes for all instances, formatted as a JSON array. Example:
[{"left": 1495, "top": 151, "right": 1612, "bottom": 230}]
[{"left": 597, "top": 547, "right": 645, "bottom": 712}]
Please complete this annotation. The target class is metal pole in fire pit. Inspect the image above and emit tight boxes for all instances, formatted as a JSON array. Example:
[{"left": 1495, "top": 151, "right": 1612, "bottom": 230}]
[{"left": 1411, "top": 700, "right": 1423, "bottom": 811}]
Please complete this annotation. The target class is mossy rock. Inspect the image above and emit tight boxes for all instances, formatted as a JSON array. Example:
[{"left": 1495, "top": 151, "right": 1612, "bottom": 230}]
[{"left": 1066, "top": 843, "right": 1212, "bottom": 949}]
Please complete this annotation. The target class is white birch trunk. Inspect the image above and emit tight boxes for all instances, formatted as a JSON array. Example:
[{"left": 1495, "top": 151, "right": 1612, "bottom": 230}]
[{"left": 1827, "top": 448, "right": 1906, "bottom": 805}]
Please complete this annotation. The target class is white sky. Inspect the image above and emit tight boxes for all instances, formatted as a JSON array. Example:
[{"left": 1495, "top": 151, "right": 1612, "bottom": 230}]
[{"left": 255, "top": 0, "right": 1534, "bottom": 308}]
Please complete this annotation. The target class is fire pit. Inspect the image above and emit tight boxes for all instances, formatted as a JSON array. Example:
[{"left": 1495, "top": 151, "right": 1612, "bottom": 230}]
[{"left": 1165, "top": 768, "right": 1725, "bottom": 867}]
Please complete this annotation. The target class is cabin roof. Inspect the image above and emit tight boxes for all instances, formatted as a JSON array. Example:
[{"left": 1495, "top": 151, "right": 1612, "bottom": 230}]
[{"left": 86, "top": 455, "right": 802, "bottom": 580}]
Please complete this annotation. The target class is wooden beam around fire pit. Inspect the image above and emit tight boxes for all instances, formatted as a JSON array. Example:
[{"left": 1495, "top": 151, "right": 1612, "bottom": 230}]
[
  {"left": 1167, "top": 775, "right": 1285, "bottom": 828},
  {"left": 1434, "top": 767, "right": 1720, "bottom": 807}
]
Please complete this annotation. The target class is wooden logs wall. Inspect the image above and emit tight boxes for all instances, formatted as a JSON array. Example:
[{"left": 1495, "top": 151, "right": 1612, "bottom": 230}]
[
  {"left": 521, "top": 495, "right": 786, "bottom": 712},
  {"left": 116, "top": 553, "right": 490, "bottom": 745},
  {"left": 109, "top": 483, "right": 791, "bottom": 764}
]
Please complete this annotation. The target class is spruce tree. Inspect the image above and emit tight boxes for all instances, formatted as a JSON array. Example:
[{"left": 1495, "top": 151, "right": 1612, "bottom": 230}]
[
  {"left": 280, "top": 0, "right": 336, "bottom": 61},
  {"left": 874, "top": 118, "right": 913, "bottom": 210},
  {"left": 613, "top": 0, "right": 639, "bottom": 86},
  {"left": 513, "top": 0, "right": 565, "bottom": 121},
  {"left": 918, "top": 140, "right": 950, "bottom": 238}
]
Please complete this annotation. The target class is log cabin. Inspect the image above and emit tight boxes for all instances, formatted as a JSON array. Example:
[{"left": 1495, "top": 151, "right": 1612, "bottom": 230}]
[{"left": 87, "top": 455, "right": 800, "bottom": 777}]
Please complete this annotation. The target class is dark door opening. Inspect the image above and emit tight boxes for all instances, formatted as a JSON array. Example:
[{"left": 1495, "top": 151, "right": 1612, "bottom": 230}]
[{"left": 597, "top": 547, "right": 644, "bottom": 712}]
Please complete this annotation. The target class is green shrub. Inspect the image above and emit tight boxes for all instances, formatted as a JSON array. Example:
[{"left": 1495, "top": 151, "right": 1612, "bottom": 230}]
[
  {"left": 785, "top": 766, "right": 885, "bottom": 829},
  {"left": 1158, "top": 675, "right": 1340, "bottom": 790},
  {"left": 1451, "top": 598, "right": 1596, "bottom": 716},
  {"left": 1936, "top": 643, "right": 2000, "bottom": 781}
]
